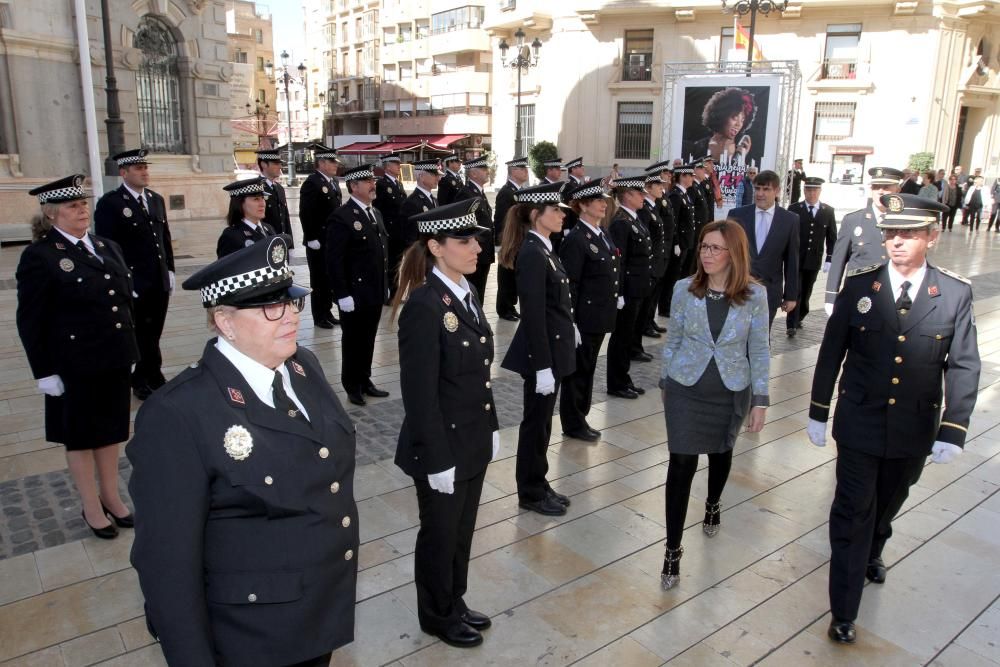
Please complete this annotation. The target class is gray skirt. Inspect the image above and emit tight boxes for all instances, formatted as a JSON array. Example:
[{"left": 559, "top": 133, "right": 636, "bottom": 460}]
[{"left": 663, "top": 360, "right": 751, "bottom": 455}]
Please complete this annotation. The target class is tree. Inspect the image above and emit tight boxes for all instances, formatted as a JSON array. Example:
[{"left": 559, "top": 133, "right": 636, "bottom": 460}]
[
  {"left": 528, "top": 141, "right": 559, "bottom": 181},
  {"left": 908, "top": 152, "right": 935, "bottom": 174}
]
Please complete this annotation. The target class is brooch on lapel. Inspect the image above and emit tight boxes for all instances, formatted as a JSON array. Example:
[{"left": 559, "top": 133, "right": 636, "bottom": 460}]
[
  {"left": 290, "top": 360, "right": 306, "bottom": 376},
  {"left": 854, "top": 226, "right": 863, "bottom": 237},
  {"left": 123, "top": 208, "right": 133, "bottom": 218},
  {"left": 227, "top": 387, "right": 246, "bottom": 405},
  {"left": 353, "top": 221, "right": 363, "bottom": 231},
  {"left": 442, "top": 293, "right": 452, "bottom": 306},
  {"left": 856, "top": 297, "right": 872, "bottom": 314},
  {"left": 443, "top": 312, "right": 459, "bottom": 332},
  {"left": 322, "top": 186, "right": 329, "bottom": 194},
  {"left": 589, "top": 243, "right": 599, "bottom": 254},
  {"left": 59, "top": 259, "right": 75, "bottom": 272},
  {"left": 223, "top": 425, "right": 253, "bottom": 461}
]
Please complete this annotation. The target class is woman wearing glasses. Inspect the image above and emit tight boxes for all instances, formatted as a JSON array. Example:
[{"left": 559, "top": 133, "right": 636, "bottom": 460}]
[
  {"left": 658, "top": 221, "right": 770, "bottom": 590},
  {"left": 127, "top": 236, "right": 360, "bottom": 667}
]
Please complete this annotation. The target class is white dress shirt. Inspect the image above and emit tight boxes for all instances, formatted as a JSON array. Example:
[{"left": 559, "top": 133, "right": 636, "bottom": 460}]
[
  {"left": 215, "top": 337, "right": 309, "bottom": 420},
  {"left": 886, "top": 261, "right": 927, "bottom": 308},
  {"left": 432, "top": 266, "right": 478, "bottom": 319},
  {"left": 528, "top": 229, "right": 553, "bottom": 252},
  {"left": 123, "top": 183, "right": 149, "bottom": 212}
]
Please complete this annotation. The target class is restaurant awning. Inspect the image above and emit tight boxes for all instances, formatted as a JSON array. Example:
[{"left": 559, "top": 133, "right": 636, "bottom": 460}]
[{"left": 337, "top": 134, "right": 470, "bottom": 155}]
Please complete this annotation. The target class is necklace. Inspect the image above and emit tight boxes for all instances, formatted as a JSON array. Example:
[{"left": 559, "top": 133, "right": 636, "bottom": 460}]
[{"left": 706, "top": 288, "right": 725, "bottom": 301}]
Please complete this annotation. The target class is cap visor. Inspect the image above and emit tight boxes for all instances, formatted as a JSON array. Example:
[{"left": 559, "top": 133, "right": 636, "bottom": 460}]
[
  {"left": 223, "top": 283, "right": 311, "bottom": 308},
  {"left": 441, "top": 225, "right": 491, "bottom": 238}
]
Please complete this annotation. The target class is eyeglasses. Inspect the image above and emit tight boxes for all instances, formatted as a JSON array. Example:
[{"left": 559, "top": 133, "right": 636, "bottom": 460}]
[
  {"left": 699, "top": 243, "right": 729, "bottom": 256},
  {"left": 238, "top": 296, "right": 306, "bottom": 321}
]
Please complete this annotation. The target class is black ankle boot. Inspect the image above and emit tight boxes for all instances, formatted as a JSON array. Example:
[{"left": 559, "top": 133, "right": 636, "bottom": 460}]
[
  {"left": 703, "top": 500, "right": 721, "bottom": 537},
  {"left": 660, "top": 545, "right": 684, "bottom": 590}
]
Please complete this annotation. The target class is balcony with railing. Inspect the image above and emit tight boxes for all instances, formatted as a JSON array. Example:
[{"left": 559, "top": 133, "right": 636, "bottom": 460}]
[
  {"left": 331, "top": 77, "right": 381, "bottom": 116},
  {"left": 821, "top": 58, "right": 857, "bottom": 80}
]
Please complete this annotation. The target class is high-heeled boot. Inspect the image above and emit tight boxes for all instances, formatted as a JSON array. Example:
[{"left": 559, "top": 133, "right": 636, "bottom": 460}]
[
  {"left": 660, "top": 545, "right": 684, "bottom": 590},
  {"left": 703, "top": 500, "right": 721, "bottom": 537}
]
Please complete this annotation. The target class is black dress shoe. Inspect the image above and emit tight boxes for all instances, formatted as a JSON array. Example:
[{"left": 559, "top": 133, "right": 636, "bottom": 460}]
[
  {"left": 866, "top": 557, "right": 887, "bottom": 583},
  {"left": 652, "top": 322, "right": 667, "bottom": 333},
  {"left": 519, "top": 496, "right": 567, "bottom": 516},
  {"left": 563, "top": 427, "right": 600, "bottom": 442},
  {"left": 586, "top": 426, "right": 602, "bottom": 439},
  {"left": 133, "top": 385, "right": 153, "bottom": 401},
  {"left": 827, "top": 619, "right": 856, "bottom": 644},
  {"left": 630, "top": 352, "right": 653, "bottom": 362},
  {"left": 82, "top": 511, "right": 118, "bottom": 540},
  {"left": 546, "top": 488, "right": 571, "bottom": 507},
  {"left": 608, "top": 388, "right": 639, "bottom": 400},
  {"left": 428, "top": 622, "right": 483, "bottom": 648},
  {"left": 314, "top": 319, "right": 335, "bottom": 329},
  {"left": 100, "top": 501, "right": 134, "bottom": 528},
  {"left": 363, "top": 384, "right": 389, "bottom": 398},
  {"left": 629, "top": 384, "right": 645, "bottom": 395},
  {"left": 498, "top": 312, "right": 519, "bottom": 322},
  {"left": 346, "top": 392, "right": 366, "bottom": 406},
  {"left": 786, "top": 329, "right": 796, "bottom": 338},
  {"left": 643, "top": 327, "right": 661, "bottom": 338},
  {"left": 460, "top": 609, "right": 492, "bottom": 630}
]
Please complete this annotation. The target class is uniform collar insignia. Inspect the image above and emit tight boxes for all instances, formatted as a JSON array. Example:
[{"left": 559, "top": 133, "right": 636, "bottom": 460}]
[
  {"left": 928, "top": 284, "right": 939, "bottom": 297},
  {"left": 55, "top": 242, "right": 66, "bottom": 250},
  {"left": 227, "top": 387, "right": 246, "bottom": 405},
  {"left": 290, "top": 360, "right": 306, "bottom": 376},
  {"left": 872, "top": 281, "right": 881, "bottom": 292},
  {"left": 442, "top": 293, "right": 452, "bottom": 306}
]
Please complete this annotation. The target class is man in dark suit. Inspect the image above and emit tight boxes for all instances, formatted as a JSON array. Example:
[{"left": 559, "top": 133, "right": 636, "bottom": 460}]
[
  {"left": 94, "top": 148, "right": 174, "bottom": 399},
  {"left": 494, "top": 157, "right": 529, "bottom": 321},
  {"left": 727, "top": 169, "right": 799, "bottom": 326},
  {"left": 786, "top": 177, "right": 837, "bottom": 336},
  {"left": 298, "top": 143, "right": 342, "bottom": 329},
  {"left": 808, "top": 193, "right": 980, "bottom": 646},
  {"left": 785, "top": 158, "right": 806, "bottom": 204},
  {"left": 326, "top": 165, "right": 390, "bottom": 406},
  {"left": 400, "top": 160, "right": 440, "bottom": 244},
  {"left": 646, "top": 160, "right": 676, "bottom": 325},
  {"left": 437, "top": 154, "right": 463, "bottom": 205},
  {"left": 451, "top": 156, "right": 494, "bottom": 304},
  {"left": 257, "top": 149, "right": 294, "bottom": 245},
  {"left": 373, "top": 153, "right": 407, "bottom": 296}
]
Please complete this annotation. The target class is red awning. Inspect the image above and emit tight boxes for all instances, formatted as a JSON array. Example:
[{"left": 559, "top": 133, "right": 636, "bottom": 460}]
[
  {"left": 337, "top": 135, "right": 469, "bottom": 155},
  {"left": 423, "top": 134, "right": 469, "bottom": 150},
  {"left": 336, "top": 141, "right": 386, "bottom": 155}
]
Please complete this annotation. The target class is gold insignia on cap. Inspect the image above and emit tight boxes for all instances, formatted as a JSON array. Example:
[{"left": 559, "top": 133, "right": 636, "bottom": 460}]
[
  {"left": 875, "top": 168, "right": 883, "bottom": 177},
  {"left": 223, "top": 425, "right": 253, "bottom": 461},
  {"left": 270, "top": 243, "right": 286, "bottom": 265},
  {"left": 123, "top": 208, "right": 133, "bottom": 218},
  {"left": 353, "top": 221, "right": 363, "bottom": 231},
  {"left": 59, "top": 258, "right": 74, "bottom": 272},
  {"left": 886, "top": 195, "right": 904, "bottom": 213},
  {"left": 857, "top": 296, "right": 872, "bottom": 314},
  {"left": 443, "top": 311, "right": 459, "bottom": 332}
]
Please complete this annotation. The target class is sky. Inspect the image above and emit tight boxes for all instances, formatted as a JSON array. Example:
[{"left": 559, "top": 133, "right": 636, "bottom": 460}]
[{"left": 258, "top": 1, "right": 306, "bottom": 67}]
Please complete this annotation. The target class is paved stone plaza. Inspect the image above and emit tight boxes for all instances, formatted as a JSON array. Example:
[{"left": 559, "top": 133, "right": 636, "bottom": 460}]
[{"left": 0, "top": 204, "right": 999, "bottom": 666}]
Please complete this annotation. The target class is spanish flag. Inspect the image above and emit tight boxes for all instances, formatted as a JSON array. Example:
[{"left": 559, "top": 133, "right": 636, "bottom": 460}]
[{"left": 734, "top": 18, "right": 764, "bottom": 62}]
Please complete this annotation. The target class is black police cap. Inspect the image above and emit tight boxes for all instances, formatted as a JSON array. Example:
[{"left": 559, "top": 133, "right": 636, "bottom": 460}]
[
  {"left": 182, "top": 235, "right": 309, "bottom": 307},
  {"left": 410, "top": 198, "right": 489, "bottom": 237},
  {"left": 28, "top": 174, "right": 89, "bottom": 204},
  {"left": 877, "top": 193, "right": 949, "bottom": 229}
]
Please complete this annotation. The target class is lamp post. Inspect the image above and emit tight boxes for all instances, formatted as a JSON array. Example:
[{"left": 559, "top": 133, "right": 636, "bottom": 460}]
[
  {"left": 298, "top": 62, "right": 309, "bottom": 140},
  {"left": 99, "top": 0, "right": 126, "bottom": 177},
  {"left": 245, "top": 102, "right": 271, "bottom": 148},
  {"left": 267, "top": 50, "right": 298, "bottom": 183},
  {"left": 721, "top": 0, "right": 788, "bottom": 77},
  {"left": 498, "top": 28, "right": 542, "bottom": 157}
]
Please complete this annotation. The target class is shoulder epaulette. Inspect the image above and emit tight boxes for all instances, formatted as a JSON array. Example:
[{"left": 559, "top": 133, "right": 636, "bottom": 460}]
[
  {"left": 938, "top": 267, "right": 971, "bottom": 285},
  {"left": 846, "top": 263, "right": 881, "bottom": 278}
]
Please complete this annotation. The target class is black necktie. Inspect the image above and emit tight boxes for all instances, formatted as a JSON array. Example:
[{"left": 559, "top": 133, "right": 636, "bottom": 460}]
[
  {"left": 896, "top": 281, "right": 912, "bottom": 316},
  {"left": 139, "top": 193, "right": 149, "bottom": 216},
  {"left": 272, "top": 371, "right": 309, "bottom": 424},
  {"left": 464, "top": 293, "right": 479, "bottom": 325},
  {"left": 598, "top": 231, "right": 611, "bottom": 251},
  {"left": 365, "top": 207, "right": 376, "bottom": 225},
  {"left": 76, "top": 240, "right": 103, "bottom": 263},
  {"left": 809, "top": 205, "right": 816, "bottom": 218}
]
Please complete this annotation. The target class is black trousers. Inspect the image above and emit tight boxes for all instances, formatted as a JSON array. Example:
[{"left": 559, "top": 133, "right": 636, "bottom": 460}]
[
  {"left": 988, "top": 203, "right": 1000, "bottom": 231},
  {"left": 469, "top": 260, "right": 492, "bottom": 310},
  {"left": 132, "top": 288, "right": 169, "bottom": 389},
  {"left": 664, "top": 451, "right": 734, "bottom": 548},
  {"left": 660, "top": 249, "right": 690, "bottom": 317},
  {"left": 413, "top": 468, "right": 486, "bottom": 633},
  {"left": 340, "top": 302, "right": 382, "bottom": 393},
  {"left": 387, "top": 238, "right": 406, "bottom": 297},
  {"left": 284, "top": 653, "right": 332, "bottom": 667},
  {"left": 516, "top": 374, "right": 561, "bottom": 502},
  {"left": 967, "top": 206, "right": 983, "bottom": 230},
  {"left": 607, "top": 298, "right": 641, "bottom": 392},
  {"left": 943, "top": 205, "right": 958, "bottom": 230},
  {"left": 305, "top": 246, "right": 333, "bottom": 322},
  {"left": 828, "top": 447, "right": 925, "bottom": 621},
  {"left": 496, "top": 264, "right": 518, "bottom": 316},
  {"left": 560, "top": 332, "right": 605, "bottom": 433},
  {"left": 786, "top": 268, "right": 819, "bottom": 331},
  {"left": 631, "top": 277, "right": 664, "bottom": 354}
]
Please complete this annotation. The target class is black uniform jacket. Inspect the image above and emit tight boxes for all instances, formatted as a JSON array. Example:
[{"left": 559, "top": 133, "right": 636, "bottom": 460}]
[
  {"left": 94, "top": 185, "right": 174, "bottom": 295},
  {"left": 825, "top": 203, "right": 888, "bottom": 305},
  {"left": 395, "top": 273, "right": 498, "bottom": 480},
  {"left": 437, "top": 170, "right": 463, "bottom": 206},
  {"left": 789, "top": 200, "right": 837, "bottom": 271},
  {"left": 609, "top": 208, "right": 653, "bottom": 300},
  {"left": 669, "top": 186, "right": 697, "bottom": 251},
  {"left": 373, "top": 174, "right": 407, "bottom": 244},
  {"left": 809, "top": 263, "right": 980, "bottom": 455},
  {"left": 400, "top": 188, "right": 436, "bottom": 245},
  {"left": 641, "top": 198, "right": 671, "bottom": 278},
  {"left": 127, "top": 342, "right": 359, "bottom": 667},
  {"left": 298, "top": 172, "right": 342, "bottom": 245},
  {"left": 493, "top": 181, "right": 518, "bottom": 242},
  {"left": 654, "top": 194, "right": 677, "bottom": 253},
  {"left": 690, "top": 179, "right": 711, "bottom": 227},
  {"left": 263, "top": 180, "right": 293, "bottom": 245},
  {"left": 216, "top": 221, "right": 277, "bottom": 258},
  {"left": 558, "top": 220, "right": 621, "bottom": 335},
  {"left": 326, "top": 198, "right": 389, "bottom": 306},
  {"left": 16, "top": 229, "right": 138, "bottom": 378},
  {"left": 453, "top": 182, "right": 495, "bottom": 265},
  {"left": 501, "top": 234, "right": 576, "bottom": 378}
]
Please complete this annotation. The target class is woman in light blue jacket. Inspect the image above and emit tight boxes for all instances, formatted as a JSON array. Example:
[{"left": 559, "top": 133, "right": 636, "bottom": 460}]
[{"left": 658, "top": 220, "right": 770, "bottom": 590}]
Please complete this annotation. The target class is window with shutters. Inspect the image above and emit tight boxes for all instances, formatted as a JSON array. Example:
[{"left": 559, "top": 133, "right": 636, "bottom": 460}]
[
  {"left": 135, "top": 16, "right": 185, "bottom": 153},
  {"left": 615, "top": 101, "right": 653, "bottom": 159}
]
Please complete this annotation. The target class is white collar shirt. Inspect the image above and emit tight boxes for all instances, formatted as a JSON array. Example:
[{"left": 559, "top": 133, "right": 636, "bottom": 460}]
[{"left": 215, "top": 337, "right": 309, "bottom": 419}]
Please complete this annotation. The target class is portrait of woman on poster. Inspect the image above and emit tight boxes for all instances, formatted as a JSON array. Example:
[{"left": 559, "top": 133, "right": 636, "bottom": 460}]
[{"left": 685, "top": 88, "right": 757, "bottom": 166}]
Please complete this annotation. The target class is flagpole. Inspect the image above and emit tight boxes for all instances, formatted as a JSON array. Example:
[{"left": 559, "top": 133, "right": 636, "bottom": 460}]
[{"left": 745, "top": 4, "right": 757, "bottom": 77}]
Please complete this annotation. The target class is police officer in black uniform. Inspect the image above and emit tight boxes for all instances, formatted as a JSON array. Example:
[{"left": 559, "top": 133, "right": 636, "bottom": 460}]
[
  {"left": 786, "top": 176, "right": 836, "bottom": 336},
  {"left": 558, "top": 179, "right": 620, "bottom": 442},
  {"left": 393, "top": 199, "right": 497, "bottom": 649},
  {"left": 825, "top": 167, "right": 901, "bottom": 314},
  {"left": 663, "top": 163, "right": 697, "bottom": 314},
  {"left": 298, "top": 143, "right": 343, "bottom": 329},
  {"left": 373, "top": 152, "right": 407, "bottom": 296},
  {"left": 607, "top": 176, "right": 653, "bottom": 398},
  {"left": 808, "top": 193, "right": 980, "bottom": 645},
  {"left": 95, "top": 148, "right": 174, "bottom": 399},
  {"left": 129, "top": 235, "right": 359, "bottom": 667},
  {"left": 495, "top": 157, "right": 529, "bottom": 321},
  {"left": 636, "top": 173, "right": 672, "bottom": 343},
  {"left": 400, "top": 159, "right": 441, "bottom": 244},
  {"left": 437, "top": 154, "right": 464, "bottom": 205},
  {"left": 216, "top": 178, "right": 277, "bottom": 258},
  {"left": 559, "top": 156, "right": 586, "bottom": 240},
  {"left": 647, "top": 160, "right": 677, "bottom": 326},
  {"left": 452, "top": 156, "right": 494, "bottom": 304},
  {"left": 256, "top": 149, "right": 294, "bottom": 245},
  {"left": 500, "top": 182, "right": 576, "bottom": 517},
  {"left": 327, "top": 165, "right": 390, "bottom": 406},
  {"left": 686, "top": 161, "right": 712, "bottom": 275}
]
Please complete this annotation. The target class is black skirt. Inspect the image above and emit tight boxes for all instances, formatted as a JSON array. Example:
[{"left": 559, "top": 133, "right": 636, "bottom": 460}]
[{"left": 45, "top": 369, "right": 132, "bottom": 450}]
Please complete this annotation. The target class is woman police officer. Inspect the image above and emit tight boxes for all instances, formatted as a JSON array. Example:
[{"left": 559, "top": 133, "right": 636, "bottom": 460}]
[{"left": 216, "top": 177, "right": 277, "bottom": 258}]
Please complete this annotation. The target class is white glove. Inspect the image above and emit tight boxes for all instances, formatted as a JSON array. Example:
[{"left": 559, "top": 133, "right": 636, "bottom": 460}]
[
  {"left": 306, "top": 240, "right": 321, "bottom": 250},
  {"left": 168, "top": 270, "right": 175, "bottom": 292},
  {"left": 673, "top": 245, "right": 681, "bottom": 257},
  {"left": 573, "top": 324, "right": 582, "bottom": 347},
  {"left": 931, "top": 441, "right": 962, "bottom": 464},
  {"left": 427, "top": 467, "right": 455, "bottom": 494},
  {"left": 822, "top": 261, "right": 831, "bottom": 273},
  {"left": 617, "top": 296, "right": 625, "bottom": 310},
  {"left": 807, "top": 419, "right": 827, "bottom": 447},
  {"left": 535, "top": 368, "right": 556, "bottom": 395},
  {"left": 338, "top": 296, "right": 356, "bottom": 313},
  {"left": 491, "top": 431, "right": 500, "bottom": 462},
  {"left": 37, "top": 375, "right": 65, "bottom": 397},
  {"left": 824, "top": 303, "right": 834, "bottom": 317}
]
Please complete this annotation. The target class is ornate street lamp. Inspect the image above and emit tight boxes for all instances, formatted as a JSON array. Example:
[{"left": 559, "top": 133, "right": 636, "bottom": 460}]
[
  {"left": 297, "top": 62, "right": 309, "bottom": 140},
  {"left": 498, "top": 28, "right": 542, "bottom": 156},
  {"left": 721, "top": 0, "right": 788, "bottom": 76},
  {"left": 245, "top": 102, "right": 271, "bottom": 148}
]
